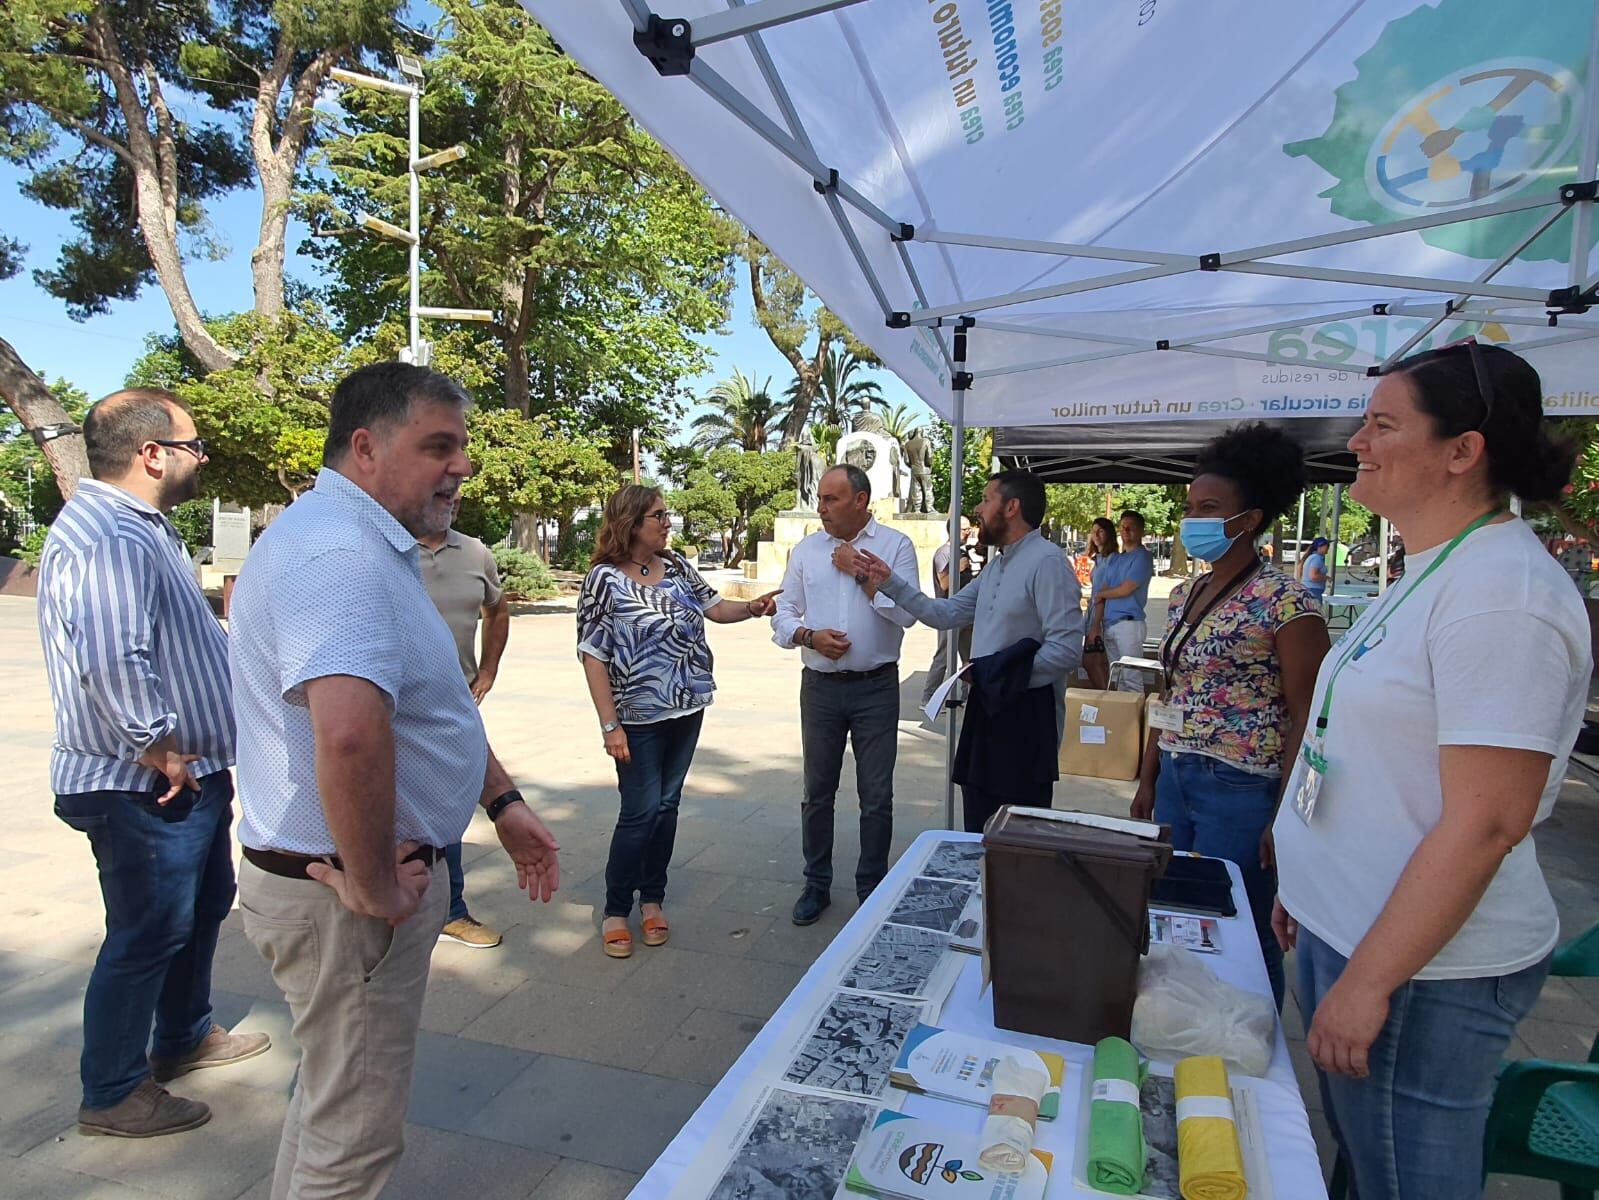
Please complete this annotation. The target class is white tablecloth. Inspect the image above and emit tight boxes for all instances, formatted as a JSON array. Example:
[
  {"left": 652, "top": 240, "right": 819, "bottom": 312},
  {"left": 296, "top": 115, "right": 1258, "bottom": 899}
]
[{"left": 629, "top": 829, "right": 1327, "bottom": 1200}]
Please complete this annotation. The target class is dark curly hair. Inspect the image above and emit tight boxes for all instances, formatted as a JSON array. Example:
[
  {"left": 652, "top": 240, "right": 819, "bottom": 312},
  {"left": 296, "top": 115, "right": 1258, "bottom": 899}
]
[{"left": 1192, "top": 422, "right": 1307, "bottom": 538}]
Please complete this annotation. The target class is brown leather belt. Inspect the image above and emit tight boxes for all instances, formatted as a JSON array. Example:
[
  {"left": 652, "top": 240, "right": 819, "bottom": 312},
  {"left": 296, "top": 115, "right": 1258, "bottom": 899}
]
[{"left": 242, "top": 844, "right": 441, "bottom": 880}]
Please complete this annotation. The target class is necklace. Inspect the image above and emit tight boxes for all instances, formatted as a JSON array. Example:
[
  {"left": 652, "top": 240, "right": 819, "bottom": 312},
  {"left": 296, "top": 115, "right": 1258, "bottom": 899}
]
[{"left": 630, "top": 556, "right": 655, "bottom": 577}]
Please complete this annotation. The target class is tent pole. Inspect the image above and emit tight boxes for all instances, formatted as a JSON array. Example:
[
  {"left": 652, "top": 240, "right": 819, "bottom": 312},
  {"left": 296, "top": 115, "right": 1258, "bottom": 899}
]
[
  {"left": 1328, "top": 485, "right": 1343, "bottom": 597},
  {"left": 1379, "top": 516, "right": 1390, "bottom": 593},
  {"left": 1295, "top": 492, "right": 1306, "bottom": 569},
  {"left": 1572, "top": 1, "right": 1599, "bottom": 285},
  {"left": 945, "top": 322, "right": 973, "bottom": 832}
]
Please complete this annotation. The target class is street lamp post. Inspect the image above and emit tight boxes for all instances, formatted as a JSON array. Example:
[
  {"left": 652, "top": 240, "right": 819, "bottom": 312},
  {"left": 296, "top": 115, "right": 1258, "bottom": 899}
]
[{"left": 330, "top": 60, "right": 491, "bottom": 365}]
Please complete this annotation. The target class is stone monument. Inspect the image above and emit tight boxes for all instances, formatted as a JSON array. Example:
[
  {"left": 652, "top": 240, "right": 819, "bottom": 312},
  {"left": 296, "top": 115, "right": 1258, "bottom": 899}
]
[
  {"left": 835, "top": 412, "right": 905, "bottom": 512},
  {"left": 795, "top": 424, "right": 823, "bottom": 512},
  {"left": 903, "top": 428, "right": 934, "bottom": 514}
]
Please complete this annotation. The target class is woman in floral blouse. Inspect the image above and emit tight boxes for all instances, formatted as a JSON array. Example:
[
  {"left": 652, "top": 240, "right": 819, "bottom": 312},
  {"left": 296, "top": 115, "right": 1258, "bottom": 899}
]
[
  {"left": 1131, "top": 423, "right": 1330, "bottom": 1005},
  {"left": 578, "top": 485, "right": 778, "bottom": 959}
]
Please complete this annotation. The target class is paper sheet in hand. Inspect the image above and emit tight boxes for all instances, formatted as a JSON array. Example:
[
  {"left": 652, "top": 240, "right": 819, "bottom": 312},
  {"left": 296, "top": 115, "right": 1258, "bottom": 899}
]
[{"left": 922, "top": 663, "right": 972, "bottom": 722}]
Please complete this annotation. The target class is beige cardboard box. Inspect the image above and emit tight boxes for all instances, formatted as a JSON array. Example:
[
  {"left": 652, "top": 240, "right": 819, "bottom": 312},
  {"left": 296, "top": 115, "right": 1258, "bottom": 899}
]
[{"left": 1059, "top": 687, "right": 1146, "bottom": 781}]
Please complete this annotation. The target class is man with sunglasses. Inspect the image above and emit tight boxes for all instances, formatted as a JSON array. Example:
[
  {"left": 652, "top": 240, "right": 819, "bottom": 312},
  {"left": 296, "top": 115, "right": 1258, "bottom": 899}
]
[{"left": 37, "top": 389, "right": 269, "bottom": 1139}]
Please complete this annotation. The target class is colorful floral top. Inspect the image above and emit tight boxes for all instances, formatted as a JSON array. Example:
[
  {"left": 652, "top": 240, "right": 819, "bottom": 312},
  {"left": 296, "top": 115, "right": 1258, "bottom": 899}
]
[
  {"left": 576, "top": 554, "right": 720, "bottom": 724},
  {"left": 1159, "top": 563, "right": 1323, "bottom": 775}
]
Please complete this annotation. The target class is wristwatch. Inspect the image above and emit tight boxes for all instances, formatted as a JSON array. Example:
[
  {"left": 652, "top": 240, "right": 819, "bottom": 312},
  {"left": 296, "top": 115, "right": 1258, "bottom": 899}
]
[
  {"left": 484, "top": 788, "right": 525, "bottom": 823},
  {"left": 601, "top": 720, "right": 621, "bottom": 734},
  {"left": 801, "top": 629, "right": 816, "bottom": 650}
]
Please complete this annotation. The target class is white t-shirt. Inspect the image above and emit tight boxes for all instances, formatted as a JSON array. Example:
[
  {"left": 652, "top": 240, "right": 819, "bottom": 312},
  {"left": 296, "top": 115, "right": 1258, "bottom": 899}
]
[{"left": 1274, "top": 518, "right": 1590, "bottom": 980}]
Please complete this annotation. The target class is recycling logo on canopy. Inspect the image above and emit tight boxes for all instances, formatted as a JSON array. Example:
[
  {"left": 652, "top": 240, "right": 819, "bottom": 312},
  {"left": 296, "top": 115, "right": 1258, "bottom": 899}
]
[{"left": 1287, "top": 0, "right": 1595, "bottom": 264}]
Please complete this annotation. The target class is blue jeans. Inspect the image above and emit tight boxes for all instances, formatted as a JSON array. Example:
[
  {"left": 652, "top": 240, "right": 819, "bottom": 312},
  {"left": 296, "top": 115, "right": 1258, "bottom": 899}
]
[
  {"left": 443, "top": 842, "right": 470, "bottom": 923},
  {"left": 605, "top": 711, "right": 704, "bottom": 918},
  {"left": 54, "top": 772, "right": 236, "bottom": 1108},
  {"left": 1153, "top": 750, "right": 1284, "bottom": 1007},
  {"left": 1296, "top": 928, "right": 1550, "bottom": 1199}
]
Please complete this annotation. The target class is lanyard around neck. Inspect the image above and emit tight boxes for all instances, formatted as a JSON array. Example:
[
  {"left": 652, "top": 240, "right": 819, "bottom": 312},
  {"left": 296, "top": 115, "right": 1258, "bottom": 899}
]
[
  {"left": 1159, "top": 557, "right": 1263, "bottom": 691},
  {"left": 1312, "top": 509, "right": 1504, "bottom": 738}
]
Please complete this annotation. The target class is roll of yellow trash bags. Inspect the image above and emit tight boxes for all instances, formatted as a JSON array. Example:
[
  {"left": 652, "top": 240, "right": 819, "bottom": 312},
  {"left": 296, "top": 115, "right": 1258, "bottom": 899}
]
[{"left": 1173, "top": 1055, "right": 1246, "bottom": 1200}]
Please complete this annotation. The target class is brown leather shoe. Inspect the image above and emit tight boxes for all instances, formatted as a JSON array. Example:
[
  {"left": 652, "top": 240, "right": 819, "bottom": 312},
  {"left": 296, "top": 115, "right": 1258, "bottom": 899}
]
[
  {"left": 149, "top": 1023, "right": 271, "bottom": 1083},
  {"left": 79, "top": 1079, "right": 211, "bottom": 1138}
]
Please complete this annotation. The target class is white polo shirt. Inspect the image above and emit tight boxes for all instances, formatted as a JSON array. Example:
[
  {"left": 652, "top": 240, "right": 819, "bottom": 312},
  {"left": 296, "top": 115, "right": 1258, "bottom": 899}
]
[{"left": 229, "top": 468, "right": 488, "bottom": 853}]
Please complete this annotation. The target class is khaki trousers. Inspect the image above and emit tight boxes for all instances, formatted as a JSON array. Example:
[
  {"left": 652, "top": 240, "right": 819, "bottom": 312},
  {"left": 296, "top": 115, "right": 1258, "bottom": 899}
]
[{"left": 239, "top": 857, "right": 445, "bottom": 1200}]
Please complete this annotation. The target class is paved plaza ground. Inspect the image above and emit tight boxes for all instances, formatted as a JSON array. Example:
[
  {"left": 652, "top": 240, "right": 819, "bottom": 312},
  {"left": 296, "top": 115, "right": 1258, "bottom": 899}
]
[{"left": 1, "top": 586, "right": 1595, "bottom": 1198}]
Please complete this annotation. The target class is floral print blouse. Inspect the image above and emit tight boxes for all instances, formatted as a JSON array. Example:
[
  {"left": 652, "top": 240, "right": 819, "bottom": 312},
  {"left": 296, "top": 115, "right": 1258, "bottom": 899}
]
[
  {"left": 576, "top": 554, "right": 720, "bottom": 723},
  {"left": 1159, "top": 564, "right": 1323, "bottom": 775}
]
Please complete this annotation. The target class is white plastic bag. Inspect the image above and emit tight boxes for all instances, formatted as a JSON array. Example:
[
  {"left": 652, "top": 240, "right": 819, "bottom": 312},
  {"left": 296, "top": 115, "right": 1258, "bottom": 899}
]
[{"left": 1130, "top": 943, "right": 1276, "bottom": 1076}]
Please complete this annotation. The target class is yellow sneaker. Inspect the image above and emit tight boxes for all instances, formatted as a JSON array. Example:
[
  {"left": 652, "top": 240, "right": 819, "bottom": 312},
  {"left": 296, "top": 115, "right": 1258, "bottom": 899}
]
[{"left": 439, "top": 916, "right": 502, "bottom": 949}]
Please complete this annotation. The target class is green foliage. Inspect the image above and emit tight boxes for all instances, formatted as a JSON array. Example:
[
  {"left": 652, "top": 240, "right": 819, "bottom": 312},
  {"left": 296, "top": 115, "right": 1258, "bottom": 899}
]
[
  {"left": 809, "top": 421, "right": 843, "bottom": 463},
  {"left": 558, "top": 511, "right": 602, "bottom": 571},
  {"left": 1044, "top": 485, "right": 1108, "bottom": 536},
  {"left": 1560, "top": 421, "right": 1599, "bottom": 534},
  {"left": 0, "top": 377, "right": 87, "bottom": 528},
  {"left": 303, "top": 0, "right": 731, "bottom": 449},
  {"left": 1110, "top": 484, "right": 1185, "bottom": 537},
  {"left": 1296, "top": 485, "right": 1373, "bottom": 543},
  {"left": 782, "top": 348, "right": 881, "bottom": 432},
  {"left": 492, "top": 545, "right": 557, "bottom": 600},
  {"left": 656, "top": 443, "right": 707, "bottom": 490},
  {"left": 460, "top": 407, "right": 617, "bottom": 536},
  {"left": 690, "top": 369, "right": 779, "bottom": 452},
  {"left": 929, "top": 421, "right": 991, "bottom": 515},
  {"left": 167, "top": 498, "right": 215, "bottom": 555},
  {"left": 669, "top": 447, "right": 795, "bottom": 567},
  {"left": 874, "top": 400, "right": 923, "bottom": 442},
  {"left": 16, "top": 525, "right": 48, "bottom": 566}
]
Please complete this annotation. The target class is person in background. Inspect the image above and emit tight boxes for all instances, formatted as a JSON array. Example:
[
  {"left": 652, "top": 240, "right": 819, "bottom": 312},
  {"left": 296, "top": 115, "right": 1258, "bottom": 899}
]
[
  {"left": 771, "top": 465, "right": 919, "bottom": 925},
  {"left": 230, "top": 363, "right": 560, "bottom": 1196},
  {"left": 853, "top": 469, "right": 1083, "bottom": 833},
  {"left": 1131, "top": 423, "right": 1330, "bottom": 1008},
  {"left": 1273, "top": 342, "right": 1586, "bottom": 1199},
  {"left": 1090, "top": 509, "right": 1154, "bottom": 668},
  {"left": 418, "top": 498, "right": 511, "bottom": 949},
  {"left": 1298, "top": 536, "right": 1330, "bottom": 602},
  {"left": 38, "top": 388, "right": 269, "bottom": 1138},
  {"left": 579, "top": 485, "right": 779, "bottom": 956},
  {"left": 1081, "top": 516, "right": 1118, "bottom": 689},
  {"left": 920, "top": 516, "right": 975, "bottom": 709}
]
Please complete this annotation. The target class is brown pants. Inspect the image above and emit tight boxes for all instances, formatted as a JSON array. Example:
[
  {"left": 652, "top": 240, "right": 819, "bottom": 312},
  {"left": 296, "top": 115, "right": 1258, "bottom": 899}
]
[{"left": 239, "top": 858, "right": 445, "bottom": 1199}]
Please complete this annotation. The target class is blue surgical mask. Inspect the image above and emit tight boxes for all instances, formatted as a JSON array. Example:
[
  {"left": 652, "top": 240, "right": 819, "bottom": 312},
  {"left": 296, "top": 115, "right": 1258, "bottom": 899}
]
[{"left": 1180, "top": 514, "right": 1245, "bottom": 561}]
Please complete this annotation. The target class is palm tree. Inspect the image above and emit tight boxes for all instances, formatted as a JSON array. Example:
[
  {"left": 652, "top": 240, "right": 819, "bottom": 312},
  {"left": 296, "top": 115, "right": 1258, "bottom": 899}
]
[
  {"left": 780, "top": 349, "right": 882, "bottom": 433},
  {"left": 874, "top": 401, "right": 923, "bottom": 442},
  {"left": 689, "top": 369, "right": 779, "bottom": 452}
]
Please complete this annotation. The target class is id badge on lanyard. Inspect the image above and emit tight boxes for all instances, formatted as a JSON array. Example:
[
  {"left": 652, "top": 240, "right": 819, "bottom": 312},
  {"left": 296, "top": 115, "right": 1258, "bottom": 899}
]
[{"left": 1291, "top": 735, "right": 1328, "bottom": 825}]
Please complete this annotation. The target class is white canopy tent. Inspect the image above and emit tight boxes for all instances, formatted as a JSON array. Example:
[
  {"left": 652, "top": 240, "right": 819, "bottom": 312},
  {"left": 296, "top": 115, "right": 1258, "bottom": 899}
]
[{"left": 524, "top": 0, "right": 1599, "bottom": 824}]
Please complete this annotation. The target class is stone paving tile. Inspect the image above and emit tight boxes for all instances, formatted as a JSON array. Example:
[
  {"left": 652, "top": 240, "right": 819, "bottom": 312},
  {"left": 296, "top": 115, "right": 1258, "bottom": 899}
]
[
  {"left": 673, "top": 839, "right": 792, "bottom": 880},
  {"left": 0, "top": 1031, "right": 81, "bottom": 1155},
  {"left": 708, "top": 875, "right": 807, "bottom": 919},
  {"left": 471, "top": 1055, "right": 708, "bottom": 1174},
  {"left": 564, "top": 866, "right": 736, "bottom": 915},
  {"left": 0, "top": 949, "right": 77, "bottom": 997},
  {"left": 1516, "top": 1017, "right": 1597, "bottom": 1063},
  {"left": 527, "top": 1158, "right": 639, "bottom": 1200},
  {"left": 625, "top": 946, "right": 806, "bottom": 1020},
  {"left": 407, "top": 1031, "right": 537, "bottom": 1132},
  {"left": 24, "top": 1077, "right": 285, "bottom": 1200},
  {"left": 207, "top": 928, "right": 285, "bottom": 1001},
  {"left": 419, "top": 951, "right": 536, "bottom": 1036},
  {"left": 491, "top": 914, "right": 648, "bottom": 993},
  {"left": 460, "top": 978, "right": 696, "bottom": 1071},
  {"left": 740, "top": 910, "right": 849, "bottom": 968},
  {"left": 201, "top": 992, "right": 301, "bottom": 1096},
  {"left": 642, "top": 1007, "right": 766, "bottom": 1088},
  {"left": 382, "top": 1123, "right": 559, "bottom": 1200},
  {"left": 1527, "top": 976, "right": 1599, "bottom": 1029},
  {"left": 4, "top": 957, "right": 90, "bottom": 1049},
  {"left": 643, "top": 910, "right": 774, "bottom": 959},
  {"left": 0, "top": 1158, "right": 166, "bottom": 1198}
]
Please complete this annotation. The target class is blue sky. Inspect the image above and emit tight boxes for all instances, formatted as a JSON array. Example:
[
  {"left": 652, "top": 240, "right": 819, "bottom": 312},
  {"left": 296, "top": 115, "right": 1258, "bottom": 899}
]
[{"left": 0, "top": 157, "right": 926, "bottom": 434}]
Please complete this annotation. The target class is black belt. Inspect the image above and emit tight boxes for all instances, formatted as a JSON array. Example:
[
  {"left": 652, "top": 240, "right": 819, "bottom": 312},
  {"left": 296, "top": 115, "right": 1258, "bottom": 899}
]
[
  {"left": 243, "top": 844, "right": 441, "bottom": 880},
  {"left": 807, "top": 662, "right": 897, "bottom": 683}
]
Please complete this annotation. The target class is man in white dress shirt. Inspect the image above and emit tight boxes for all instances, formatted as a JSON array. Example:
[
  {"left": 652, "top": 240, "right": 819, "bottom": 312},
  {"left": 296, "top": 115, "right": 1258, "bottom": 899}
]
[{"left": 771, "top": 464, "right": 920, "bottom": 925}]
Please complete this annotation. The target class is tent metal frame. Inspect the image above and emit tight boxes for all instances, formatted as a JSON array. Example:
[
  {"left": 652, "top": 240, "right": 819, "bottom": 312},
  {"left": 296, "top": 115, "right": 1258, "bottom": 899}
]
[{"left": 618, "top": 0, "right": 1599, "bottom": 828}]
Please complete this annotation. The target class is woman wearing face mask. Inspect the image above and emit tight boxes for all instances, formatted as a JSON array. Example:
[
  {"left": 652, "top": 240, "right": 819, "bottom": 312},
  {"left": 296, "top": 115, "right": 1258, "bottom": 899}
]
[
  {"left": 1272, "top": 343, "right": 1586, "bottom": 1199},
  {"left": 1131, "top": 423, "right": 1330, "bottom": 1007}
]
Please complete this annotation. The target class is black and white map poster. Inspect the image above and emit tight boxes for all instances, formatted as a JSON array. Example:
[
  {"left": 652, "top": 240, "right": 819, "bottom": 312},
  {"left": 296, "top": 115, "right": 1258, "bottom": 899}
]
[
  {"left": 782, "top": 992, "right": 924, "bottom": 1097},
  {"left": 839, "top": 923, "right": 957, "bottom": 1002},
  {"left": 920, "top": 839, "right": 984, "bottom": 885},
  {"left": 887, "top": 877, "right": 975, "bottom": 934},
  {"left": 706, "top": 1087, "right": 875, "bottom": 1200}
]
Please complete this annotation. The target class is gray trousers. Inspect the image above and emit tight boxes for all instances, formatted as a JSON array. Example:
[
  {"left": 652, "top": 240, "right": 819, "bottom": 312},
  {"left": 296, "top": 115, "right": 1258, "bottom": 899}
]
[{"left": 800, "top": 668, "right": 898, "bottom": 899}]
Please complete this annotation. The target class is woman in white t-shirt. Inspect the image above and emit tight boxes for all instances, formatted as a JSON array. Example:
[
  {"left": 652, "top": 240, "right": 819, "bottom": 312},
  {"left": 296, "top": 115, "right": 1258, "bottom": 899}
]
[{"left": 1272, "top": 342, "right": 1589, "bottom": 1199}]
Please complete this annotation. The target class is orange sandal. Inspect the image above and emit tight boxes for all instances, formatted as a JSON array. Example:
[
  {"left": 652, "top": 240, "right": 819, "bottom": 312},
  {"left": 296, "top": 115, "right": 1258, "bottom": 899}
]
[
  {"left": 602, "top": 926, "right": 633, "bottom": 959},
  {"left": 641, "top": 914, "right": 669, "bottom": 948}
]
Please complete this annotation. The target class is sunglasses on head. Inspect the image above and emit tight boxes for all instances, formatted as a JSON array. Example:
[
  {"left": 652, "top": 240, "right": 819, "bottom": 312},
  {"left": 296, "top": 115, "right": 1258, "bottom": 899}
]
[{"left": 1438, "top": 336, "right": 1495, "bottom": 432}]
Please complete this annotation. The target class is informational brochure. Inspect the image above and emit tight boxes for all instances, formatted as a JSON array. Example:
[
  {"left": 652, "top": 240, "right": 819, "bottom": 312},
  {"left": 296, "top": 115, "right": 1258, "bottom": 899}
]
[
  {"left": 845, "top": 1110, "right": 1052, "bottom": 1200},
  {"left": 1148, "top": 912, "right": 1223, "bottom": 954},
  {"left": 889, "top": 1025, "right": 1067, "bottom": 1119}
]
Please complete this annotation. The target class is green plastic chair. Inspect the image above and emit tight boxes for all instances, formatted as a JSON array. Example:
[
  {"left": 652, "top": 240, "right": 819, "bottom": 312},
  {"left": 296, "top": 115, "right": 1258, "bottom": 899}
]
[
  {"left": 1481, "top": 922, "right": 1599, "bottom": 1198},
  {"left": 1327, "top": 924, "right": 1599, "bottom": 1200}
]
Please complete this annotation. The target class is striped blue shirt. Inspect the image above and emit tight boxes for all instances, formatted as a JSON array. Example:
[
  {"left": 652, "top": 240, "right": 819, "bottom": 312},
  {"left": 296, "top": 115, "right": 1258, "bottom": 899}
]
[
  {"left": 229, "top": 468, "right": 488, "bottom": 853},
  {"left": 37, "top": 480, "right": 235, "bottom": 794}
]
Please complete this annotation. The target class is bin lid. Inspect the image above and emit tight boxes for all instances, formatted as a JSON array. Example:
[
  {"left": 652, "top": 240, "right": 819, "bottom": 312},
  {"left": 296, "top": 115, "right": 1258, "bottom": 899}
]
[{"left": 983, "top": 807, "right": 1173, "bottom": 873}]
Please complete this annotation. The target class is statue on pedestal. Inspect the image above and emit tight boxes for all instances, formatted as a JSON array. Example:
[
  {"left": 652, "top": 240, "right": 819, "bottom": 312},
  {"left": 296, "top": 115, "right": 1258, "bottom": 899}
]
[
  {"left": 838, "top": 412, "right": 904, "bottom": 508},
  {"left": 795, "top": 424, "right": 823, "bottom": 512},
  {"left": 903, "top": 428, "right": 934, "bottom": 514}
]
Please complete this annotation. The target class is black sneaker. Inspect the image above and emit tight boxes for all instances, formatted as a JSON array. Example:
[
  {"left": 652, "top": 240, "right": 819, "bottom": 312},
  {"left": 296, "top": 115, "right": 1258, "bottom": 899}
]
[{"left": 792, "top": 888, "right": 831, "bottom": 926}]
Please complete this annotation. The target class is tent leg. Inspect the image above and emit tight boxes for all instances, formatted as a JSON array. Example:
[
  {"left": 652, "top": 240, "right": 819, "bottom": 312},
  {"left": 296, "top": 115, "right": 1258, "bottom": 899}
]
[
  {"left": 1295, "top": 492, "right": 1306, "bottom": 570},
  {"left": 1328, "top": 484, "right": 1343, "bottom": 596},
  {"left": 1378, "top": 516, "right": 1389, "bottom": 593},
  {"left": 944, "top": 327, "right": 971, "bottom": 833}
]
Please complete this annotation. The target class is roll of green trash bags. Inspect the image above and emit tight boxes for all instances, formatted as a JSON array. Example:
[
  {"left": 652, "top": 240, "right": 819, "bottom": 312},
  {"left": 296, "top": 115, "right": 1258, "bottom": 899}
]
[{"left": 1087, "top": 1036, "right": 1147, "bottom": 1194}]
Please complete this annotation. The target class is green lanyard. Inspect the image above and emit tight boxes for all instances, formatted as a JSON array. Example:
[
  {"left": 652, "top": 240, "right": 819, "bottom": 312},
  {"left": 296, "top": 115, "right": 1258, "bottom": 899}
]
[{"left": 1311, "top": 509, "right": 1504, "bottom": 743}]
